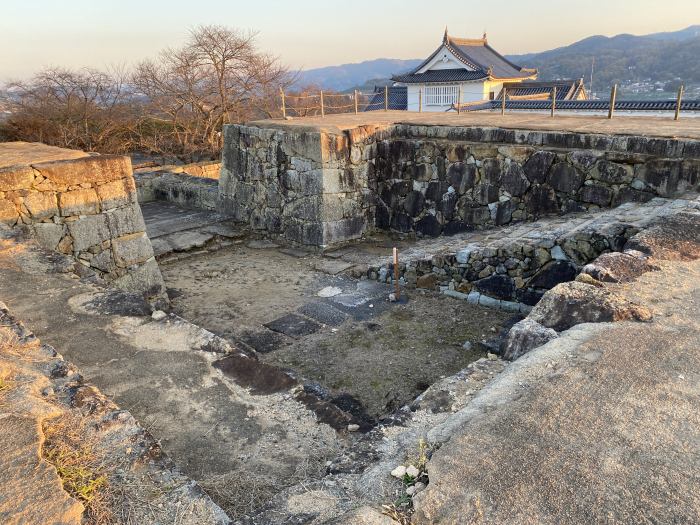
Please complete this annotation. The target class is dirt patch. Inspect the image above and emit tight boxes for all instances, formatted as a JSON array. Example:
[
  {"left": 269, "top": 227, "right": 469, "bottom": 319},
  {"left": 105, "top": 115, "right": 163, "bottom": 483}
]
[
  {"left": 212, "top": 353, "right": 296, "bottom": 394},
  {"left": 261, "top": 292, "right": 513, "bottom": 419}
]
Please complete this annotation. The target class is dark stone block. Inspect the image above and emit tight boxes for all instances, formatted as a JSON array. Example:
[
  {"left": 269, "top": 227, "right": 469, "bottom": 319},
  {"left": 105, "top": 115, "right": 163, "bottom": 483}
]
[
  {"left": 375, "top": 203, "right": 391, "bottom": 229},
  {"left": 391, "top": 212, "right": 412, "bottom": 232},
  {"left": 637, "top": 159, "right": 681, "bottom": 197},
  {"left": 298, "top": 302, "right": 347, "bottom": 327},
  {"left": 438, "top": 191, "right": 458, "bottom": 220},
  {"left": 495, "top": 199, "right": 516, "bottom": 226},
  {"left": 524, "top": 184, "right": 559, "bottom": 215},
  {"left": 481, "top": 158, "right": 502, "bottom": 185},
  {"left": 528, "top": 260, "right": 578, "bottom": 289},
  {"left": 448, "top": 162, "right": 477, "bottom": 193},
  {"left": 516, "top": 288, "right": 545, "bottom": 306},
  {"left": 413, "top": 163, "right": 433, "bottom": 181},
  {"left": 426, "top": 180, "right": 449, "bottom": 202},
  {"left": 443, "top": 221, "right": 473, "bottom": 235},
  {"left": 213, "top": 354, "right": 296, "bottom": 394},
  {"left": 592, "top": 160, "right": 631, "bottom": 184},
  {"left": 474, "top": 274, "right": 516, "bottom": 300},
  {"left": 611, "top": 187, "right": 654, "bottom": 207},
  {"left": 474, "top": 183, "right": 499, "bottom": 205},
  {"left": 523, "top": 151, "right": 557, "bottom": 183},
  {"left": 502, "top": 162, "right": 530, "bottom": 196},
  {"left": 415, "top": 214, "right": 442, "bottom": 237},
  {"left": 580, "top": 184, "right": 613, "bottom": 206},
  {"left": 264, "top": 313, "right": 322, "bottom": 338},
  {"left": 238, "top": 328, "right": 290, "bottom": 354},
  {"left": 403, "top": 190, "right": 425, "bottom": 217},
  {"left": 547, "top": 162, "right": 584, "bottom": 193},
  {"left": 462, "top": 205, "right": 491, "bottom": 226}
]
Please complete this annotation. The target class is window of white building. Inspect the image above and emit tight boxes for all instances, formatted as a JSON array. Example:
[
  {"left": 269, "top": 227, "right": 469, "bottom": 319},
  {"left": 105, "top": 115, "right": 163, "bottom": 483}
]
[{"left": 425, "top": 85, "right": 459, "bottom": 106}]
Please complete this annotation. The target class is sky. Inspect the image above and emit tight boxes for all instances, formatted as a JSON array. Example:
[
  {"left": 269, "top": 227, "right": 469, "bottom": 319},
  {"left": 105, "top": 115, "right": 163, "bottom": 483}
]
[{"left": 2, "top": 0, "right": 699, "bottom": 81}]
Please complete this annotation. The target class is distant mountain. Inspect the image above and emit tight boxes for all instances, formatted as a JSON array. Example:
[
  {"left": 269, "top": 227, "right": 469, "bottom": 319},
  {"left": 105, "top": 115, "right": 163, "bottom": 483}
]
[
  {"left": 506, "top": 25, "right": 700, "bottom": 96},
  {"left": 296, "top": 26, "right": 700, "bottom": 96},
  {"left": 296, "top": 58, "right": 421, "bottom": 92}
]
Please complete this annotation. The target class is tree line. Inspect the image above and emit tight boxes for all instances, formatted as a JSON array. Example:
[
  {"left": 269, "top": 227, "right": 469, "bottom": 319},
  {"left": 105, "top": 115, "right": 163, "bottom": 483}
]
[{"left": 0, "top": 26, "right": 294, "bottom": 160}]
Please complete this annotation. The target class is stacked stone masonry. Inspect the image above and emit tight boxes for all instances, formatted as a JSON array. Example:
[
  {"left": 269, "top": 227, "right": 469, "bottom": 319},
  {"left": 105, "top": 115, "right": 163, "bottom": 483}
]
[
  {"left": 220, "top": 123, "right": 700, "bottom": 247},
  {"left": 0, "top": 154, "right": 165, "bottom": 298}
]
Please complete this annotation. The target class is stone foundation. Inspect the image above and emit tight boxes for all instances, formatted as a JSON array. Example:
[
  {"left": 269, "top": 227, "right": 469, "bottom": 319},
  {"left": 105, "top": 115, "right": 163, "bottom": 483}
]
[
  {"left": 135, "top": 171, "right": 219, "bottom": 210},
  {"left": 220, "top": 122, "right": 700, "bottom": 246},
  {"left": 0, "top": 148, "right": 165, "bottom": 299}
]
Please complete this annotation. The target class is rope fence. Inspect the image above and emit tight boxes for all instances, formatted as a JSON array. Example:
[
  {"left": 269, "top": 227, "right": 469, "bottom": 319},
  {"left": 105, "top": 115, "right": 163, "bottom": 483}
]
[{"left": 278, "top": 83, "right": 698, "bottom": 120}]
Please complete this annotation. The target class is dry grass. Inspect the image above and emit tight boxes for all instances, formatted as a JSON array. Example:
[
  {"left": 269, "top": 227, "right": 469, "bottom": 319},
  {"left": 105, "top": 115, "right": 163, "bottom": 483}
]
[{"left": 42, "top": 414, "right": 116, "bottom": 525}]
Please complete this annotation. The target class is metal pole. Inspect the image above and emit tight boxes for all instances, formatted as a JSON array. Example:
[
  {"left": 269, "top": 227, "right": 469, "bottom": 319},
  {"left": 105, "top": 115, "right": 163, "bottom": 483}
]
[
  {"left": 457, "top": 86, "right": 462, "bottom": 115},
  {"left": 501, "top": 87, "right": 507, "bottom": 115},
  {"left": 393, "top": 247, "right": 400, "bottom": 300},
  {"left": 607, "top": 84, "right": 617, "bottom": 120},
  {"left": 419, "top": 88, "right": 422, "bottom": 112},
  {"left": 551, "top": 86, "right": 556, "bottom": 117},
  {"left": 354, "top": 90, "right": 358, "bottom": 115},
  {"left": 384, "top": 86, "right": 389, "bottom": 111},
  {"left": 320, "top": 90, "right": 325, "bottom": 118},
  {"left": 675, "top": 84, "right": 684, "bottom": 121},
  {"left": 280, "top": 87, "right": 286, "bottom": 119}
]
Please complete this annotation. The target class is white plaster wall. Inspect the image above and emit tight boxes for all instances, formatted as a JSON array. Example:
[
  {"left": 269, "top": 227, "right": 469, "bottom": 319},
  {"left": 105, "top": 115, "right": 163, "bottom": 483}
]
[{"left": 405, "top": 82, "right": 489, "bottom": 111}]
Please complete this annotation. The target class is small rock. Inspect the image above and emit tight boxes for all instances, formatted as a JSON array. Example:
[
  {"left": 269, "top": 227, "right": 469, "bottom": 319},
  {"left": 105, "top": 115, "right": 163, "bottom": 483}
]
[
  {"left": 347, "top": 424, "right": 360, "bottom": 432},
  {"left": 41, "top": 387, "right": 54, "bottom": 397},
  {"left": 413, "top": 482, "right": 426, "bottom": 495},
  {"left": 317, "top": 286, "right": 342, "bottom": 298},
  {"left": 462, "top": 341, "right": 472, "bottom": 351},
  {"left": 391, "top": 465, "right": 407, "bottom": 479},
  {"left": 487, "top": 352, "right": 498, "bottom": 361},
  {"left": 406, "top": 485, "right": 417, "bottom": 496},
  {"left": 406, "top": 465, "right": 420, "bottom": 478},
  {"left": 151, "top": 310, "right": 167, "bottom": 321},
  {"left": 388, "top": 293, "right": 397, "bottom": 302}
]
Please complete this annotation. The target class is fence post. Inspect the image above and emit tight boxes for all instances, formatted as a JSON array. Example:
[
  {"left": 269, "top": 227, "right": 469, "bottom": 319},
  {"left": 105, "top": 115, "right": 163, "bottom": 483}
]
[
  {"left": 551, "top": 86, "right": 556, "bottom": 117},
  {"left": 607, "top": 84, "right": 617, "bottom": 119},
  {"left": 457, "top": 86, "right": 462, "bottom": 115},
  {"left": 279, "top": 87, "right": 286, "bottom": 119},
  {"left": 675, "top": 84, "right": 684, "bottom": 121},
  {"left": 354, "top": 90, "right": 358, "bottom": 115},
  {"left": 501, "top": 87, "right": 507, "bottom": 115},
  {"left": 320, "top": 90, "right": 325, "bottom": 118},
  {"left": 384, "top": 86, "right": 389, "bottom": 111},
  {"left": 419, "top": 88, "right": 423, "bottom": 112}
]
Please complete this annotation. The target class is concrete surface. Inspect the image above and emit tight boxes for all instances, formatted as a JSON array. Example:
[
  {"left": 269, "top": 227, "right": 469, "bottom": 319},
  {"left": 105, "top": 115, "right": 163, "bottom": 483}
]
[
  {"left": 0, "top": 141, "right": 90, "bottom": 167},
  {"left": 249, "top": 111, "right": 700, "bottom": 140}
]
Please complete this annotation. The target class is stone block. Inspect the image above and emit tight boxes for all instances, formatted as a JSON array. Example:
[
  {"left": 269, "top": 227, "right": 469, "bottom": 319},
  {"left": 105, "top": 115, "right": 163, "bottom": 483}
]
[
  {"left": 0, "top": 165, "right": 34, "bottom": 190},
  {"left": 32, "top": 155, "right": 131, "bottom": 186},
  {"left": 105, "top": 204, "right": 146, "bottom": 238},
  {"left": 96, "top": 178, "right": 137, "bottom": 210},
  {"left": 111, "top": 232, "right": 154, "bottom": 267},
  {"left": 112, "top": 258, "right": 165, "bottom": 298},
  {"left": 547, "top": 162, "right": 584, "bottom": 194},
  {"left": 24, "top": 192, "right": 58, "bottom": 220},
  {"left": 58, "top": 188, "right": 99, "bottom": 216},
  {"left": 67, "top": 214, "right": 111, "bottom": 252},
  {"left": 32, "top": 223, "right": 65, "bottom": 251},
  {"left": 0, "top": 199, "right": 19, "bottom": 225}
]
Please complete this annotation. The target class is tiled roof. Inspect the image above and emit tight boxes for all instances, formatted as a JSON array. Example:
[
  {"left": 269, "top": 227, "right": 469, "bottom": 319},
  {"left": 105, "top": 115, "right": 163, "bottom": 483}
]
[
  {"left": 393, "top": 30, "right": 536, "bottom": 84},
  {"left": 457, "top": 99, "right": 700, "bottom": 112},
  {"left": 392, "top": 69, "right": 488, "bottom": 84},
  {"left": 497, "top": 79, "right": 587, "bottom": 100}
]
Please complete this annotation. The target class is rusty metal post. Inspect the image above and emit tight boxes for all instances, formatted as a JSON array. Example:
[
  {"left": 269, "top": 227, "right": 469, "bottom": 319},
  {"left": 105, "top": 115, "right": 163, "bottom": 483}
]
[
  {"left": 384, "top": 86, "right": 389, "bottom": 111},
  {"left": 320, "top": 90, "right": 325, "bottom": 117},
  {"left": 607, "top": 84, "right": 617, "bottom": 119},
  {"left": 419, "top": 88, "right": 423, "bottom": 112},
  {"left": 501, "top": 87, "right": 507, "bottom": 115},
  {"left": 675, "top": 84, "right": 685, "bottom": 121},
  {"left": 393, "top": 247, "right": 400, "bottom": 300},
  {"left": 457, "top": 86, "right": 462, "bottom": 115},
  {"left": 280, "top": 87, "right": 286, "bottom": 119},
  {"left": 354, "top": 90, "right": 358, "bottom": 115}
]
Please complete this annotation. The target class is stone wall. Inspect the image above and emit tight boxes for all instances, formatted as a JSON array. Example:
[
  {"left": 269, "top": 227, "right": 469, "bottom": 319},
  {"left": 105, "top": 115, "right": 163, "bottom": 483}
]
[
  {"left": 134, "top": 160, "right": 221, "bottom": 180},
  {"left": 135, "top": 171, "right": 219, "bottom": 210},
  {"left": 219, "top": 122, "right": 700, "bottom": 246},
  {"left": 0, "top": 155, "right": 165, "bottom": 299},
  {"left": 219, "top": 124, "right": 378, "bottom": 246}
]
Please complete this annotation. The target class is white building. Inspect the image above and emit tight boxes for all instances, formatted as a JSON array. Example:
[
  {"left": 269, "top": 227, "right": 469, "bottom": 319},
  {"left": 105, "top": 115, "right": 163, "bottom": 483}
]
[{"left": 392, "top": 29, "right": 537, "bottom": 112}]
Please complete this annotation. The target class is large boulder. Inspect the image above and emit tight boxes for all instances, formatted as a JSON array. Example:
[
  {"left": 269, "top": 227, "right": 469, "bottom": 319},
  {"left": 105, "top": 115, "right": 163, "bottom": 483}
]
[
  {"left": 474, "top": 274, "right": 515, "bottom": 301},
  {"left": 529, "top": 281, "right": 652, "bottom": 331},
  {"left": 501, "top": 318, "right": 558, "bottom": 361},
  {"left": 624, "top": 211, "right": 700, "bottom": 261},
  {"left": 582, "top": 251, "right": 658, "bottom": 283},
  {"left": 528, "top": 260, "right": 578, "bottom": 289}
]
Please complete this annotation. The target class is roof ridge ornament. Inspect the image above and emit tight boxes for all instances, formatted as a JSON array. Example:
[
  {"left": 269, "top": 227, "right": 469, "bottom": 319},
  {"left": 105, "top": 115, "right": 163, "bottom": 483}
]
[
  {"left": 483, "top": 31, "right": 488, "bottom": 43},
  {"left": 443, "top": 26, "right": 449, "bottom": 44}
]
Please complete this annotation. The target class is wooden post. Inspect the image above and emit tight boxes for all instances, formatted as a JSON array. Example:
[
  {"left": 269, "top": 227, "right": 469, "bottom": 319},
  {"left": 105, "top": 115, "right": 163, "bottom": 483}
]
[
  {"left": 418, "top": 88, "right": 423, "bottom": 112},
  {"left": 551, "top": 86, "right": 557, "bottom": 117},
  {"left": 280, "top": 87, "right": 286, "bottom": 119},
  {"left": 501, "top": 87, "right": 507, "bottom": 115},
  {"left": 320, "top": 90, "right": 325, "bottom": 118},
  {"left": 393, "top": 247, "right": 400, "bottom": 300},
  {"left": 675, "top": 84, "right": 684, "bottom": 121},
  {"left": 354, "top": 90, "right": 358, "bottom": 115},
  {"left": 457, "top": 86, "right": 462, "bottom": 115},
  {"left": 384, "top": 86, "right": 389, "bottom": 111},
  {"left": 607, "top": 84, "right": 617, "bottom": 119}
]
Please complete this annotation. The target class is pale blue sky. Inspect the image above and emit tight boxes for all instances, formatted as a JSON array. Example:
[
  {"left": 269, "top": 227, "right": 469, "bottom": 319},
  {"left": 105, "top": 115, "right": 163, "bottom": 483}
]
[{"left": 2, "top": 0, "right": 699, "bottom": 81}]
